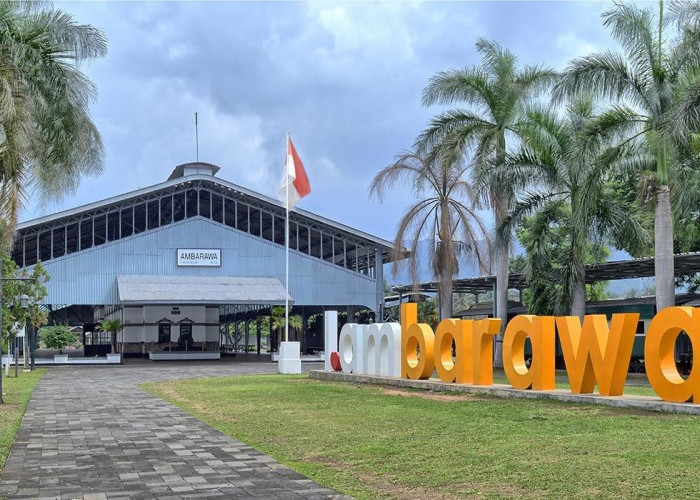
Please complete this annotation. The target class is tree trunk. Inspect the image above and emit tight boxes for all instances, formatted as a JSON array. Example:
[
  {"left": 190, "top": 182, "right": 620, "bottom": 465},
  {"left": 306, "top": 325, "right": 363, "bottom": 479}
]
[
  {"left": 655, "top": 185, "right": 675, "bottom": 311},
  {"left": 493, "top": 202, "right": 509, "bottom": 368},
  {"left": 438, "top": 271, "right": 453, "bottom": 321},
  {"left": 111, "top": 332, "right": 116, "bottom": 354},
  {"left": 571, "top": 274, "right": 586, "bottom": 321}
]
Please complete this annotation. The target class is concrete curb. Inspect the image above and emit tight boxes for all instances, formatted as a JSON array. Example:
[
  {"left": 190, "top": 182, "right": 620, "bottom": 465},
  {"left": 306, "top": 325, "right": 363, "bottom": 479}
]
[{"left": 309, "top": 370, "right": 700, "bottom": 416}]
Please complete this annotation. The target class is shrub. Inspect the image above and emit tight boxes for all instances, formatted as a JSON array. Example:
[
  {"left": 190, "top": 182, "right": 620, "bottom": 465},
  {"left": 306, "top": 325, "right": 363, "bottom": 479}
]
[{"left": 38, "top": 325, "right": 77, "bottom": 354}]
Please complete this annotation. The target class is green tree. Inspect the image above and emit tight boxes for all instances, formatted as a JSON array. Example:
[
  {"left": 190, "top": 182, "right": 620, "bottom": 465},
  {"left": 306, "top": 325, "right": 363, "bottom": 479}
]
[
  {"left": 38, "top": 325, "right": 76, "bottom": 354},
  {"left": 0, "top": 1, "right": 106, "bottom": 237},
  {"left": 418, "top": 38, "right": 556, "bottom": 363},
  {"left": 370, "top": 150, "right": 490, "bottom": 320},
  {"left": 1, "top": 254, "right": 48, "bottom": 348},
  {"left": 554, "top": 1, "right": 700, "bottom": 312},
  {"left": 270, "top": 306, "right": 302, "bottom": 351},
  {"left": 502, "top": 98, "right": 648, "bottom": 317},
  {"left": 98, "top": 318, "right": 123, "bottom": 354},
  {"left": 513, "top": 206, "right": 611, "bottom": 316}
]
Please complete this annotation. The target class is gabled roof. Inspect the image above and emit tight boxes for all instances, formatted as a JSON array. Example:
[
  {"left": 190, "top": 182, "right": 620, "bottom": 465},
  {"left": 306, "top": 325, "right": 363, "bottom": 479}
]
[{"left": 117, "top": 275, "right": 291, "bottom": 305}]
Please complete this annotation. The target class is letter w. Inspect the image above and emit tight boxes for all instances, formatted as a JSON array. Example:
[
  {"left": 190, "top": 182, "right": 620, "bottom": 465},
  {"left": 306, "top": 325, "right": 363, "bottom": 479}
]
[{"left": 556, "top": 314, "right": 639, "bottom": 396}]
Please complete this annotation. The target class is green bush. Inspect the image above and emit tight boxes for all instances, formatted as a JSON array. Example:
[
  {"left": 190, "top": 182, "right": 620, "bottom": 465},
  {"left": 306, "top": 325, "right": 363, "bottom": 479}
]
[{"left": 38, "top": 325, "right": 77, "bottom": 354}]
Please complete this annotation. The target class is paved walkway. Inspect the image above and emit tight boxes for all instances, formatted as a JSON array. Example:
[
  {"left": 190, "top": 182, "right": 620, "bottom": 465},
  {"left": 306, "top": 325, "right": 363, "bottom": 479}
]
[{"left": 0, "top": 362, "right": 345, "bottom": 499}]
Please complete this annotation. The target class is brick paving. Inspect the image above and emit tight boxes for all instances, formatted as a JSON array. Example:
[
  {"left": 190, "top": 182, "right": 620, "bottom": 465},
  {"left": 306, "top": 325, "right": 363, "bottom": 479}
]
[{"left": 0, "top": 362, "right": 347, "bottom": 499}]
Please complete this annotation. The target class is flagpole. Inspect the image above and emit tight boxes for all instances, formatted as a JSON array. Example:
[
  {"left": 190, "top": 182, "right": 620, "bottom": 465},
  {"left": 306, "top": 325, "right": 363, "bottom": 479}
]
[{"left": 285, "top": 132, "right": 290, "bottom": 344}]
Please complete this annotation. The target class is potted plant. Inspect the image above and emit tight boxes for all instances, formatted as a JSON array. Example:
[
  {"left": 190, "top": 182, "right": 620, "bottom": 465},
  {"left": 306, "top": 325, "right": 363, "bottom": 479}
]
[
  {"left": 39, "top": 325, "right": 77, "bottom": 363},
  {"left": 98, "top": 319, "right": 123, "bottom": 363}
]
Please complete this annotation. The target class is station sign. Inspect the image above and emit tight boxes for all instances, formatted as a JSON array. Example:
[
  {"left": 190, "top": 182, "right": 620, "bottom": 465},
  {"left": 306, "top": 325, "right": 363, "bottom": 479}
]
[{"left": 176, "top": 248, "right": 221, "bottom": 267}]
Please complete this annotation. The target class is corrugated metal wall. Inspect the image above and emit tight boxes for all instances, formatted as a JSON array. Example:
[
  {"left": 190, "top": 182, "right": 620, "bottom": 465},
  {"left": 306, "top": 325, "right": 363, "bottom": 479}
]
[{"left": 36, "top": 218, "right": 379, "bottom": 309}]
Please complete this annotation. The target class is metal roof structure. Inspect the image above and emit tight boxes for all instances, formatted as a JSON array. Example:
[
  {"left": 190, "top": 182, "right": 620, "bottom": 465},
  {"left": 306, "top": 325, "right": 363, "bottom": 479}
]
[
  {"left": 393, "top": 252, "right": 700, "bottom": 295},
  {"left": 117, "top": 275, "right": 291, "bottom": 305},
  {"left": 17, "top": 169, "right": 396, "bottom": 254}
]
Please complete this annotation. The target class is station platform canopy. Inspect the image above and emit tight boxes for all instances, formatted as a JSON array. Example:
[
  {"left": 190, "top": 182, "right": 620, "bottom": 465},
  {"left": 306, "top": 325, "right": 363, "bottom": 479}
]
[
  {"left": 393, "top": 252, "right": 700, "bottom": 296},
  {"left": 117, "top": 275, "right": 292, "bottom": 306}
]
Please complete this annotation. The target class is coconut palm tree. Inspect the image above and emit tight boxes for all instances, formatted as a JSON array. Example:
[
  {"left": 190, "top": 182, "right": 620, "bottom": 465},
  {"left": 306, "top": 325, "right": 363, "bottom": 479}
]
[
  {"left": 418, "top": 38, "right": 556, "bottom": 362},
  {"left": 0, "top": 1, "right": 106, "bottom": 244},
  {"left": 98, "top": 318, "right": 123, "bottom": 354},
  {"left": 370, "top": 149, "right": 490, "bottom": 320},
  {"left": 501, "top": 98, "right": 649, "bottom": 318},
  {"left": 554, "top": 1, "right": 700, "bottom": 312}
]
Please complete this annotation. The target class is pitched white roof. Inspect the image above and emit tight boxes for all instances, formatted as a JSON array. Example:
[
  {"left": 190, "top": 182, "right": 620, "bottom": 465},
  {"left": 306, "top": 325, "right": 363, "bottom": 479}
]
[{"left": 117, "top": 275, "right": 292, "bottom": 305}]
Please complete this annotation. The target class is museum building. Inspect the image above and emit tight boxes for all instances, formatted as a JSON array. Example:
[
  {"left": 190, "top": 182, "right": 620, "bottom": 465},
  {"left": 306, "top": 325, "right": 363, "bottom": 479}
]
[{"left": 12, "top": 162, "right": 395, "bottom": 359}]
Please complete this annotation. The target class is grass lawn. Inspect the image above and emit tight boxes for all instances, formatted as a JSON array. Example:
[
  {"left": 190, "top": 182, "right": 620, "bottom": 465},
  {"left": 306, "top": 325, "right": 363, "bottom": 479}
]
[
  {"left": 145, "top": 374, "right": 698, "bottom": 499},
  {"left": 0, "top": 369, "right": 45, "bottom": 474}
]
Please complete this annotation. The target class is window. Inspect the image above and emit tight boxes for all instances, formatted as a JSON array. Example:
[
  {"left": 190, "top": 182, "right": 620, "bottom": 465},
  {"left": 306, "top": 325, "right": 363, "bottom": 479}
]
[
  {"left": 237, "top": 203, "right": 249, "bottom": 232},
  {"left": 212, "top": 193, "right": 223, "bottom": 223},
  {"left": 80, "top": 219, "right": 93, "bottom": 250},
  {"left": 173, "top": 192, "right": 185, "bottom": 222},
  {"left": 261, "top": 211, "right": 273, "bottom": 242},
  {"left": 287, "top": 220, "right": 297, "bottom": 249},
  {"left": 310, "top": 229, "right": 321, "bottom": 258},
  {"left": 66, "top": 223, "right": 79, "bottom": 254},
  {"left": 160, "top": 195, "right": 172, "bottom": 226},
  {"left": 120, "top": 207, "right": 133, "bottom": 238},
  {"left": 249, "top": 208, "right": 261, "bottom": 236},
  {"left": 24, "top": 235, "right": 37, "bottom": 266},
  {"left": 52, "top": 227, "right": 65, "bottom": 257},
  {"left": 185, "top": 189, "right": 198, "bottom": 218},
  {"left": 107, "top": 211, "right": 120, "bottom": 241},
  {"left": 39, "top": 231, "right": 51, "bottom": 261},
  {"left": 199, "top": 189, "right": 211, "bottom": 218},
  {"left": 158, "top": 322, "right": 171, "bottom": 344},
  {"left": 298, "top": 225, "right": 309, "bottom": 254},
  {"left": 93, "top": 215, "right": 106, "bottom": 246},
  {"left": 224, "top": 197, "right": 236, "bottom": 227},
  {"left": 133, "top": 204, "right": 146, "bottom": 233},
  {"left": 147, "top": 199, "right": 159, "bottom": 230},
  {"left": 322, "top": 233, "right": 333, "bottom": 261}
]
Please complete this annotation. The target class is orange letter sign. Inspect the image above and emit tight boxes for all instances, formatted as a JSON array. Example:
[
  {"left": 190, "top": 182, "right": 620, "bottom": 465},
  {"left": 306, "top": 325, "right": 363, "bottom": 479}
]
[
  {"left": 645, "top": 307, "right": 700, "bottom": 403},
  {"left": 401, "top": 303, "right": 435, "bottom": 379},
  {"left": 556, "top": 314, "right": 638, "bottom": 396},
  {"left": 434, "top": 319, "right": 473, "bottom": 383},
  {"left": 503, "top": 315, "right": 556, "bottom": 390},
  {"left": 472, "top": 318, "right": 501, "bottom": 385}
]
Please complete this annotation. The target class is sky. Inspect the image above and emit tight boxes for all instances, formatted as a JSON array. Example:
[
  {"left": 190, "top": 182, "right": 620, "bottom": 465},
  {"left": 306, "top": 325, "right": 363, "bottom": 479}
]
[{"left": 25, "top": 1, "right": 615, "bottom": 266}]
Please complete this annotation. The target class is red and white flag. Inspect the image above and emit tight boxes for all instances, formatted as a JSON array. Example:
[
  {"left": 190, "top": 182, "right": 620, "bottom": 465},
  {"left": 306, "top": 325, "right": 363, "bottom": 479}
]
[{"left": 280, "top": 135, "right": 311, "bottom": 209}]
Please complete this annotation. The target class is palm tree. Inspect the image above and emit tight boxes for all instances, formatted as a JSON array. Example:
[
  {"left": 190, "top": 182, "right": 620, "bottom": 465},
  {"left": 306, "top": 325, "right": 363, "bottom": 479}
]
[
  {"left": 501, "top": 98, "right": 649, "bottom": 318},
  {"left": 418, "top": 38, "right": 556, "bottom": 363},
  {"left": 370, "top": 149, "right": 490, "bottom": 320},
  {"left": 0, "top": 1, "right": 106, "bottom": 244},
  {"left": 554, "top": 1, "right": 700, "bottom": 312},
  {"left": 98, "top": 318, "right": 123, "bottom": 354},
  {"left": 270, "top": 306, "right": 302, "bottom": 351}
]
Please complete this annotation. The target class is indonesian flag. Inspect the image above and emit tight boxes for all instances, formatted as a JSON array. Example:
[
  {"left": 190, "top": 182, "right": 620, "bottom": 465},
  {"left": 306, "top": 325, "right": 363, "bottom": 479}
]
[{"left": 280, "top": 135, "right": 311, "bottom": 209}]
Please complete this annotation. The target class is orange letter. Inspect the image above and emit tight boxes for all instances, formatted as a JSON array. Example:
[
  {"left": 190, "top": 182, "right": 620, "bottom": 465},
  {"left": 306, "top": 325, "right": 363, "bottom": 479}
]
[
  {"left": 400, "top": 303, "right": 435, "bottom": 379},
  {"left": 556, "top": 313, "right": 638, "bottom": 396},
  {"left": 503, "top": 315, "right": 556, "bottom": 391},
  {"left": 472, "top": 318, "right": 501, "bottom": 385},
  {"left": 434, "top": 319, "right": 472, "bottom": 383},
  {"left": 645, "top": 307, "right": 700, "bottom": 403}
]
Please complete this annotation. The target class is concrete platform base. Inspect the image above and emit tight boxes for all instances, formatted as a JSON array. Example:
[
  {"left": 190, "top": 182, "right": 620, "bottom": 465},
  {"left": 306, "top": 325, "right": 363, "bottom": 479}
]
[
  {"left": 278, "top": 342, "right": 301, "bottom": 374},
  {"left": 309, "top": 370, "right": 700, "bottom": 416}
]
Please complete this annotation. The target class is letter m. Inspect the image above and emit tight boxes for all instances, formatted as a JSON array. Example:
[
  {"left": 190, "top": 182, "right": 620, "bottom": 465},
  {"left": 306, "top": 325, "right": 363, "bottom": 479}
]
[{"left": 556, "top": 314, "right": 639, "bottom": 396}]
